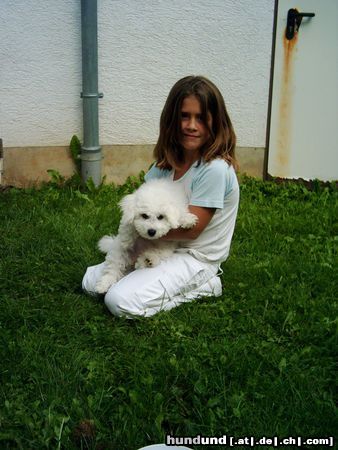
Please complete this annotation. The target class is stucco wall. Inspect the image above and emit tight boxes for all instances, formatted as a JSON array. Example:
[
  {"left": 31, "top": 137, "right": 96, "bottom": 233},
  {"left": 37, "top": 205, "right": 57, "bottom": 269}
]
[
  {"left": 0, "top": 1, "right": 82, "bottom": 148},
  {"left": 0, "top": 0, "right": 274, "bottom": 149}
]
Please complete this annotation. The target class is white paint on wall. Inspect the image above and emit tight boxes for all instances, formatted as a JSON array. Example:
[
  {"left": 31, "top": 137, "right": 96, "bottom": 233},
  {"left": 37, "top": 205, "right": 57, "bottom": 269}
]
[
  {"left": 0, "top": 1, "right": 82, "bottom": 148},
  {"left": 0, "top": 0, "right": 274, "bottom": 148}
]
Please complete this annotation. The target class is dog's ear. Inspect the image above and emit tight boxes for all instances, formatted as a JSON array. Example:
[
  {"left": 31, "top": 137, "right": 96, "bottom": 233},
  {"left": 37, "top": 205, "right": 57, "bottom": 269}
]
[
  {"left": 119, "top": 193, "right": 136, "bottom": 226},
  {"left": 165, "top": 205, "right": 181, "bottom": 229},
  {"left": 118, "top": 193, "right": 137, "bottom": 249}
]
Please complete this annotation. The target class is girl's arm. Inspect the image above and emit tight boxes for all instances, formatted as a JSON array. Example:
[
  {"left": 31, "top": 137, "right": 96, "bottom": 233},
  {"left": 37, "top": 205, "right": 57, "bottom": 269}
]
[{"left": 162, "top": 205, "right": 216, "bottom": 241}]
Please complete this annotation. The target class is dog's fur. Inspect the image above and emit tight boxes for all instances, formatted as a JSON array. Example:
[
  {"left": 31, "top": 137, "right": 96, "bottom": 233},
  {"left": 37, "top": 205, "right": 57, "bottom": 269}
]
[{"left": 95, "top": 178, "right": 198, "bottom": 293}]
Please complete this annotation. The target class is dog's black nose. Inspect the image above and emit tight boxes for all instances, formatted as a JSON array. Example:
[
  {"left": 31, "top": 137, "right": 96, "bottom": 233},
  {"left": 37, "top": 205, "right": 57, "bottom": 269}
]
[{"left": 147, "top": 229, "right": 156, "bottom": 237}]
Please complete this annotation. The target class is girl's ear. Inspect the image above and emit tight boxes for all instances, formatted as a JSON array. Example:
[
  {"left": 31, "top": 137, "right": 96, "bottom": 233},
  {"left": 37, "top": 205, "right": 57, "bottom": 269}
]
[{"left": 119, "top": 193, "right": 136, "bottom": 225}]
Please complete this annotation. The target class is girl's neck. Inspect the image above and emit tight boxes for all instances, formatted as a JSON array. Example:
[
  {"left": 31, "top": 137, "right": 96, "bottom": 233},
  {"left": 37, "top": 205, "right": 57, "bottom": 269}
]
[
  {"left": 173, "top": 157, "right": 199, "bottom": 180},
  {"left": 182, "top": 150, "right": 200, "bottom": 167}
]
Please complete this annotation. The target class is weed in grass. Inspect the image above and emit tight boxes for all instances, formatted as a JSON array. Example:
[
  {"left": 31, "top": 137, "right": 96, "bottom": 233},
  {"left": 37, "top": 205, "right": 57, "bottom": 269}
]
[{"left": 0, "top": 175, "right": 337, "bottom": 449}]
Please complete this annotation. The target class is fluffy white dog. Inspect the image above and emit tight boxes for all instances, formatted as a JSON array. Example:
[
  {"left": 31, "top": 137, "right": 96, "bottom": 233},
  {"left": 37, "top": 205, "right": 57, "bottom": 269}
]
[{"left": 95, "top": 178, "right": 197, "bottom": 293}]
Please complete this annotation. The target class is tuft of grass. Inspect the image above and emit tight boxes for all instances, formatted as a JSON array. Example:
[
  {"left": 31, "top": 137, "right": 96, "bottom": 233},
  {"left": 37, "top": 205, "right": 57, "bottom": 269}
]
[{"left": 0, "top": 175, "right": 337, "bottom": 449}]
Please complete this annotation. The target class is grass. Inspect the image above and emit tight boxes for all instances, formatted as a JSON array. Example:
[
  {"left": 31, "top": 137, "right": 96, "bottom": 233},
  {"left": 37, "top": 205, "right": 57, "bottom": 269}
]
[{"left": 0, "top": 174, "right": 337, "bottom": 450}]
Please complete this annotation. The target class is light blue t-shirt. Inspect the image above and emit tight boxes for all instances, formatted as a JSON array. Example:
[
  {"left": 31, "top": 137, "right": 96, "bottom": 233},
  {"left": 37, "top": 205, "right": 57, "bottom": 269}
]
[{"left": 144, "top": 159, "right": 239, "bottom": 264}]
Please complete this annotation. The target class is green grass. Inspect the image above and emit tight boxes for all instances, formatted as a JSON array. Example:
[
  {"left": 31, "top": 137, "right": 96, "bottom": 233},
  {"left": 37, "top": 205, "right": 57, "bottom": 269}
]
[{"left": 0, "top": 175, "right": 337, "bottom": 450}]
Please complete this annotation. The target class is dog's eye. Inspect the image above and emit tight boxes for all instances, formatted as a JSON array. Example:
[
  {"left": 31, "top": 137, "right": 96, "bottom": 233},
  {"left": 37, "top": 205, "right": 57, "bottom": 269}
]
[
  {"left": 141, "top": 214, "right": 149, "bottom": 219},
  {"left": 157, "top": 215, "right": 164, "bottom": 220}
]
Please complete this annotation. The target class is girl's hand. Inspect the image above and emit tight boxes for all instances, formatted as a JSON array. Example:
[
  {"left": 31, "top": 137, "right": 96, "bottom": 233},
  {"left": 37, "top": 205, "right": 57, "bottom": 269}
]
[{"left": 162, "top": 205, "right": 216, "bottom": 241}]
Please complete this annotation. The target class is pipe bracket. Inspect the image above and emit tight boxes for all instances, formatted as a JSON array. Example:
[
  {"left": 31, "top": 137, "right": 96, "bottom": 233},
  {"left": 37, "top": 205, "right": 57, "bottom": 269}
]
[
  {"left": 81, "top": 92, "right": 104, "bottom": 98},
  {"left": 80, "top": 146, "right": 103, "bottom": 161}
]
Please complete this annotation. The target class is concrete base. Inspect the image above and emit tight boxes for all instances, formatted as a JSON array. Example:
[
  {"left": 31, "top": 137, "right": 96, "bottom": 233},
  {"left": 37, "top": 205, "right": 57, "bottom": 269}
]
[{"left": 2, "top": 144, "right": 265, "bottom": 187}]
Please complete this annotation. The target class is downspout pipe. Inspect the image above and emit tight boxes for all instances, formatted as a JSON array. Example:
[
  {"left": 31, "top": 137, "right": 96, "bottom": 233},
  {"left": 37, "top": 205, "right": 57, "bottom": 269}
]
[
  {"left": 0, "top": 139, "right": 3, "bottom": 185},
  {"left": 80, "top": 0, "right": 102, "bottom": 185}
]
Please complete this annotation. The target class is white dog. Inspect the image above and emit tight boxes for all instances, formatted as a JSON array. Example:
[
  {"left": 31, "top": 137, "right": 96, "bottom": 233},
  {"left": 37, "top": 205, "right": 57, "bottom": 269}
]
[{"left": 95, "top": 178, "right": 198, "bottom": 293}]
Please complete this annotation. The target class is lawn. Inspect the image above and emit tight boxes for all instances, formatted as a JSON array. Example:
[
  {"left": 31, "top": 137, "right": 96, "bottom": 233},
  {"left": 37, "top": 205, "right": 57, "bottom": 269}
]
[{"left": 0, "top": 174, "right": 337, "bottom": 450}]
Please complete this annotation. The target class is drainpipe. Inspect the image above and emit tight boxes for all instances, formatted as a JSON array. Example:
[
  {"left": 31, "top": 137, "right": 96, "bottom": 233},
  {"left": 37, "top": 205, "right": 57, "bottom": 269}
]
[
  {"left": 80, "top": 0, "right": 102, "bottom": 185},
  {"left": 0, "top": 139, "right": 3, "bottom": 185}
]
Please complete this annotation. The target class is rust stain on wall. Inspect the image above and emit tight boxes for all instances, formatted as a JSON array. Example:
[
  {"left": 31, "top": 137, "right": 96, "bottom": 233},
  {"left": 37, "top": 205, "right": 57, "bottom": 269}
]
[{"left": 276, "top": 27, "right": 298, "bottom": 175}]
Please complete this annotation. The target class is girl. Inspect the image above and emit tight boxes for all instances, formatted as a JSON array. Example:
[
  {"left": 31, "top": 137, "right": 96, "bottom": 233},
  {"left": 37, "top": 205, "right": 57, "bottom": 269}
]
[{"left": 82, "top": 75, "right": 240, "bottom": 317}]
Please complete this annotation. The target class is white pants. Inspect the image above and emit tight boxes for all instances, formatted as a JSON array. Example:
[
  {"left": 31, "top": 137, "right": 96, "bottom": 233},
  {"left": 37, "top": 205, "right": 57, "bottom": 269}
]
[{"left": 82, "top": 253, "right": 222, "bottom": 318}]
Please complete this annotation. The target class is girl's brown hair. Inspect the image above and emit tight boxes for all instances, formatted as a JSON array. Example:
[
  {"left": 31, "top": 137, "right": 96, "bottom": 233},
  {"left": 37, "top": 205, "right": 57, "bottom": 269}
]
[{"left": 153, "top": 75, "right": 238, "bottom": 170}]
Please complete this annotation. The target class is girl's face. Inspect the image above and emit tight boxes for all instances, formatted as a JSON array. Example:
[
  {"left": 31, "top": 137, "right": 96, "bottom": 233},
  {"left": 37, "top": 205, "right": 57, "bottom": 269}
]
[{"left": 179, "top": 95, "right": 212, "bottom": 157}]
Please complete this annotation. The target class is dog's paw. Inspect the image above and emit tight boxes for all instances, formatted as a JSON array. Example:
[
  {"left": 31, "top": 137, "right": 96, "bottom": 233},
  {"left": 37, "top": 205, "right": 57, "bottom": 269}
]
[
  {"left": 180, "top": 212, "right": 198, "bottom": 229},
  {"left": 95, "top": 281, "right": 109, "bottom": 294},
  {"left": 135, "top": 254, "right": 160, "bottom": 269},
  {"left": 95, "top": 276, "right": 116, "bottom": 294},
  {"left": 135, "top": 256, "right": 152, "bottom": 269}
]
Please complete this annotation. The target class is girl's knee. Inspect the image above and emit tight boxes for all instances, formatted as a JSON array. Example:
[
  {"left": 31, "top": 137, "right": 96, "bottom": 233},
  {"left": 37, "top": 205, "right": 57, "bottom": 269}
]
[
  {"left": 104, "top": 288, "right": 124, "bottom": 316},
  {"left": 82, "top": 267, "right": 97, "bottom": 296},
  {"left": 104, "top": 287, "right": 143, "bottom": 318},
  {"left": 82, "top": 263, "right": 106, "bottom": 296}
]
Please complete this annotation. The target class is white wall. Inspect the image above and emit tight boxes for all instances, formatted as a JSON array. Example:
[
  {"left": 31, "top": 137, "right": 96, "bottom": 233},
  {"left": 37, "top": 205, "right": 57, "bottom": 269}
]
[
  {"left": 0, "top": 1, "right": 82, "bottom": 148},
  {"left": 0, "top": 0, "right": 274, "bottom": 148}
]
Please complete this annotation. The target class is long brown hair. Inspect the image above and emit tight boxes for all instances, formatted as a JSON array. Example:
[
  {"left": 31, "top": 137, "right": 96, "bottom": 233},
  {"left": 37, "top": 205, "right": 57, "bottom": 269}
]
[{"left": 153, "top": 75, "right": 238, "bottom": 170}]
